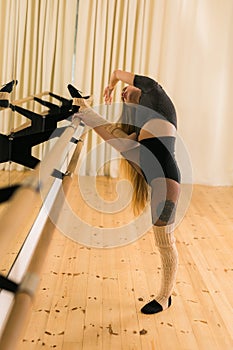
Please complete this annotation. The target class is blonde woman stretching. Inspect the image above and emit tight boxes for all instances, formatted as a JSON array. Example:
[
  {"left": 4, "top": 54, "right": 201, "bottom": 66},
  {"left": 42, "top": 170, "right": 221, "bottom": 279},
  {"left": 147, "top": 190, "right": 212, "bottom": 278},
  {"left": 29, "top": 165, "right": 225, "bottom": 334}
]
[{"left": 74, "top": 70, "right": 181, "bottom": 314}]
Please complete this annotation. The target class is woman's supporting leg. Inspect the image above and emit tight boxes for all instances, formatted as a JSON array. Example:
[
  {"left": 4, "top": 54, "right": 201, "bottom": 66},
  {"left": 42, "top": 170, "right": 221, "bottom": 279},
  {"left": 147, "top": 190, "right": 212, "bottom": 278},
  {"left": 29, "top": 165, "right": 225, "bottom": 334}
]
[{"left": 141, "top": 178, "right": 180, "bottom": 314}]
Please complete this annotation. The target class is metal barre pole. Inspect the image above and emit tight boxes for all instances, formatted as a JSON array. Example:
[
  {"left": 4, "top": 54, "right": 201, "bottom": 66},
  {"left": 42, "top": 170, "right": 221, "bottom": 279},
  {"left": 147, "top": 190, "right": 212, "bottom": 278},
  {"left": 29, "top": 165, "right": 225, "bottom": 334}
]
[
  {"left": 0, "top": 128, "right": 86, "bottom": 350},
  {"left": 0, "top": 117, "right": 82, "bottom": 265},
  {"left": 12, "top": 91, "right": 50, "bottom": 105}
]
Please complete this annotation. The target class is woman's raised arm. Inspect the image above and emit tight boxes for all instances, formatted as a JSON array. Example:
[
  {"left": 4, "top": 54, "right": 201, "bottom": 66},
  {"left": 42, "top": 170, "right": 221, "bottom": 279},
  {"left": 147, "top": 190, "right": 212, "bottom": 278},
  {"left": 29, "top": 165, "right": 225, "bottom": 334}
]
[{"left": 103, "top": 70, "right": 135, "bottom": 104}]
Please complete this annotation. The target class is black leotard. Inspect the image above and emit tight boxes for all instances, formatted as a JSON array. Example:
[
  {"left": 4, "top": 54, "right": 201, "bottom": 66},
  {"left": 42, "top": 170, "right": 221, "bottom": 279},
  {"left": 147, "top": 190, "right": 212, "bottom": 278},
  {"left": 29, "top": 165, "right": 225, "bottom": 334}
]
[
  {"left": 139, "top": 137, "right": 180, "bottom": 184},
  {"left": 133, "top": 75, "right": 180, "bottom": 184}
]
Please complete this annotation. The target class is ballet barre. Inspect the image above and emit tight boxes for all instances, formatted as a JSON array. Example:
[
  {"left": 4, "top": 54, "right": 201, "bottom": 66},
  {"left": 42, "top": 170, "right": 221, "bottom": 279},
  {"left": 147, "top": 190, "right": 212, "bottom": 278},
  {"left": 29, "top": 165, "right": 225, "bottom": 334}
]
[
  {"left": 0, "top": 90, "right": 73, "bottom": 168},
  {"left": 0, "top": 116, "right": 86, "bottom": 349}
]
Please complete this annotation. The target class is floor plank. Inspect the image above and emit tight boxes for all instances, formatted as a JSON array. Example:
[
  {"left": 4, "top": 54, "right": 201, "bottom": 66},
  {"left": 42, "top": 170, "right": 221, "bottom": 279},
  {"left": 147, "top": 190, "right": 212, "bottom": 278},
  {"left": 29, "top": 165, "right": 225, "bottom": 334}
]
[{"left": 1, "top": 175, "right": 232, "bottom": 350}]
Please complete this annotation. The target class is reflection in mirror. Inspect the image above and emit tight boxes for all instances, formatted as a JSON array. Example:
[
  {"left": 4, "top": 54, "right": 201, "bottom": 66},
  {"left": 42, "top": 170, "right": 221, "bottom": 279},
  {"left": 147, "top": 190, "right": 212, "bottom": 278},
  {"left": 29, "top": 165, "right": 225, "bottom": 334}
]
[
  {"left": 0, "top": 0, "right": 79, "bottom": 278},
  {"left": 0, "top": 170, "right": 32, "bottom": 276}
]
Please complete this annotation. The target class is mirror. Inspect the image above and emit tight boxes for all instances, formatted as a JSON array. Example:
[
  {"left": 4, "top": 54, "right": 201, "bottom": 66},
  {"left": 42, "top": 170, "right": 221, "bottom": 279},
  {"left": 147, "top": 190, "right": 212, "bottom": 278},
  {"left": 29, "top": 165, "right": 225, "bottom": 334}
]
[
  {"left": 0, "top": 0, "right": 79, "bottom": 278},
  {"left": 0, "top": 90, "right": 75, "bottom": 277}
]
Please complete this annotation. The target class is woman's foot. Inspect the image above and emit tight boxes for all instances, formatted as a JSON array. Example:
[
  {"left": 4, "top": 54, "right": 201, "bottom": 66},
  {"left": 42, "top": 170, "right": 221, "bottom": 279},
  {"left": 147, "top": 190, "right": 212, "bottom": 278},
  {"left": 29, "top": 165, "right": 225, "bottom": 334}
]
[{"left": 141, "top": 296, "right": 172, "bottom": 314}]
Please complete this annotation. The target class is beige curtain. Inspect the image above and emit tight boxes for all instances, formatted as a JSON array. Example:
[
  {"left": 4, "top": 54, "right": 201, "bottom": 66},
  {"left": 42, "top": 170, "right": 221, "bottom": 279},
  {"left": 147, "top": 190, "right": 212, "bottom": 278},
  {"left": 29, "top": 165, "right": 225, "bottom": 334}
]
[
  {"left": 0, "top": 0, "right": 77, "bottom": 170},
  {"left": 74, "top": 0, "right": 233, "bottom": 186}
]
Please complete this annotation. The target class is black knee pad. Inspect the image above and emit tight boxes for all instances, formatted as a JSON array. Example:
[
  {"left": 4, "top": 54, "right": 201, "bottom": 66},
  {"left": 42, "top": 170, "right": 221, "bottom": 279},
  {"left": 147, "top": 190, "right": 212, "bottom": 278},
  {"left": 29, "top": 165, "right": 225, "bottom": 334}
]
[{"left": 154, "top": 199, "right": 176, "bottom": 224}]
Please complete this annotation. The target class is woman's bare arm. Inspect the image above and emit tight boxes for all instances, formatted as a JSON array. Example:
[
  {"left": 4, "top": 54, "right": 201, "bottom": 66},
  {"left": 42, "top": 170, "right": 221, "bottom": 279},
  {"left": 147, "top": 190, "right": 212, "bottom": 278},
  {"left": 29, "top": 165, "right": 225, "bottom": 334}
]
[
  {"left": 109, "top": 70, "right": 135, "bottom": 88},
  {"left": 104, "top": 70, "right": 135, "bottom": 104}
]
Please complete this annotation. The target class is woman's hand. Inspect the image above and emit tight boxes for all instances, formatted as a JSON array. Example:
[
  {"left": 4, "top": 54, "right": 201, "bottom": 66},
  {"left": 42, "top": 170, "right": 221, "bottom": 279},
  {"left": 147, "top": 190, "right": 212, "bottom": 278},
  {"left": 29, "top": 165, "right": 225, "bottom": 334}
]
[
  {"left": 103, "top": 85, "right": 114, "bottom": 104},
  {"left": 103, "top": 70, "right": 135, "bottom": 104},
  {"left": 73, "top": 109, "right": 108, "bottom": 129}
]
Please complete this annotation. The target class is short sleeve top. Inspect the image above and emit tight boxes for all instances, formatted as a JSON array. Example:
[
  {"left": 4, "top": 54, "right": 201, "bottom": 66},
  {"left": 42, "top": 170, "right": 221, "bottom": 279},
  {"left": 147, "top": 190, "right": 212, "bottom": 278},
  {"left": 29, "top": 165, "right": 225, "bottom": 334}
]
[{"left": 133, "top": 75, "right": 177, "bottom": 130}]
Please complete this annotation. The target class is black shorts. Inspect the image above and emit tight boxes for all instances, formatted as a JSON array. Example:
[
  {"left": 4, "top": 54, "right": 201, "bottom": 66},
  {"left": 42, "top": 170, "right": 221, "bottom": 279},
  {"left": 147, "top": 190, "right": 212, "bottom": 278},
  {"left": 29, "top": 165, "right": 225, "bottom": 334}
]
[{"left": 139, "top": 137, "right": 181, "bottom": 185}]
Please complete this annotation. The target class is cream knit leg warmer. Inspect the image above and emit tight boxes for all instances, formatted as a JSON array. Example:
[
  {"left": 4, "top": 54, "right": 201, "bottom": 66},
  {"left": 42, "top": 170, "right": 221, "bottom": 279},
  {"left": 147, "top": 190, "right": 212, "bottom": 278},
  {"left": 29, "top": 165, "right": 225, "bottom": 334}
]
[{"left": 141, "top": 224, "right": 178, "bottom": 314}]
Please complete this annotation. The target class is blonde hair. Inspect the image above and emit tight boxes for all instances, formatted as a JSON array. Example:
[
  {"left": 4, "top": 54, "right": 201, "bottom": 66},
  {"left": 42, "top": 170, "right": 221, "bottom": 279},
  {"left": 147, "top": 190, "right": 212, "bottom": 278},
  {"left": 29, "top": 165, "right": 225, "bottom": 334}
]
[
  {"left": 120, "top": 157, "right": 149, "bottom": 215},
  {"left": 106, "top": 102, "right": 149, "bottom": 214},
  {"left": 118, "top": 120, "right": 149, "bottom": 215}
]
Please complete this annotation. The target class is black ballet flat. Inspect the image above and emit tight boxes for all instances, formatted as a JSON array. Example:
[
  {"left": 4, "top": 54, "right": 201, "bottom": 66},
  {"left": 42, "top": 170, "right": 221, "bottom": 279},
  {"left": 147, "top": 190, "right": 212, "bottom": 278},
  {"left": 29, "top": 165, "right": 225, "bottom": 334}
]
[
  {"left": 141, "top": 296, "right": 172, "bottom": 314},
  {"left": 67, "top": 84, "right": 91, "bottom": 113}
]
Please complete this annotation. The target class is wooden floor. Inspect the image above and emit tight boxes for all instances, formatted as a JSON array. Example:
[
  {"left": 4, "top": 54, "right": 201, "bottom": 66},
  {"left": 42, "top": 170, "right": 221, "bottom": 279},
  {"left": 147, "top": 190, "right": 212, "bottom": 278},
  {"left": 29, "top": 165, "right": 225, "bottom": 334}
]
[
  {"left": 0, "top": 170, "right": 42, "bottom": 276},
  {"left": 2, "top": 175, "right": 233, "bottom": 349}
]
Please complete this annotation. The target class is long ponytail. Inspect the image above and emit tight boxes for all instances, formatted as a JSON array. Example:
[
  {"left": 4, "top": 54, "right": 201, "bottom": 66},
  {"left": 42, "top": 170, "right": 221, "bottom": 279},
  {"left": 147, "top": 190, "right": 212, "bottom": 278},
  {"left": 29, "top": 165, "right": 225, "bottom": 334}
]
[{"left": 117, "top": 103, "right": 149, "bottom": 214}]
